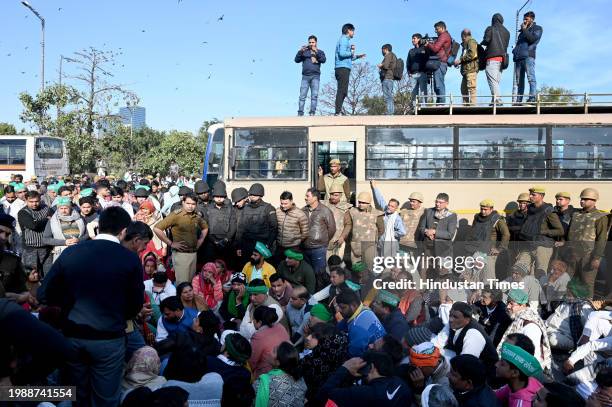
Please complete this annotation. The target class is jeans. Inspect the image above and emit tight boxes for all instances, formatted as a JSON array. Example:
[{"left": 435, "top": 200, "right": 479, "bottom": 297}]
[
  {"left": 485, "top": 60, "right": 502, "bottom": 104},
  {"left": 335, "top": 67, "right": 351, "bottom": 114},
  {"left": 433, "top": 64, "right": 447, "bottom": 104},
  {"left": 382, "top": 79, "right": 394, "bottom": 114},
  {"left": 298, "top": 75, "right": 320, "bottom": 115},
  {"left": 513, "top": 57, "right": 536, "bottom": 103},
  {"left": 409, "top": 72, "right": 428, "bottom": 104},
  {"left": 67, "top": 337, "right": 126, "bottom": 407},
  {"left": 303, "top": 246, "right": 327, "bottom": 275}
]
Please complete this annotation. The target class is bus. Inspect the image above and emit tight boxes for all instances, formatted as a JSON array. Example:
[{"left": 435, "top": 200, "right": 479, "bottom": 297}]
[
  {"left": 203, "top": 108, "right": 612, "bottom": 218},
  {"left": 0, "top": 135, "right": 69, "bottom": 182}
]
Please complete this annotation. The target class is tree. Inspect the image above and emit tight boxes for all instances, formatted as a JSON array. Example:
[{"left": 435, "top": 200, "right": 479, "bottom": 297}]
[
  {"left": 140, "top": 131, "right": 205, "bottom": 177},
  {"left": 319, "top": 62, "right": 381, "bottom": 115},
  {"left": 98, "top": 125, "right": 165, "bottom": 175},
  {"left": 67, "top": 47, "right": 138, "bottom": 137},
  {"left": 0, "top": 123, "right": 17, "bottom": 135},
  {"left": 538, "top": 85, "right": 579, "bottom": 105},
  {"left": 18, "top": 84, "right": 80, "bottom": 135}
]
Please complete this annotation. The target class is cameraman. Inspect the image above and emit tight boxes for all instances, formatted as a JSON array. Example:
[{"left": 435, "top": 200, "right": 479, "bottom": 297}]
[
  {"left": 377, "top": 44, "right": 397, "bottom": 115},
  {"left": 407, "top": 33, "right": 428, "bottom": 106},
  {"left": 295, "top": 35, "right": 326, "bottom": 116},
  {"left": 481, "top": 13, "right": 510, "bottom": 105},
  {"left": 425, "top": 21, "right": 452, "bottom": 104},
  {"left": 512, "top": 11, "right": 543, "bottom": 104}
]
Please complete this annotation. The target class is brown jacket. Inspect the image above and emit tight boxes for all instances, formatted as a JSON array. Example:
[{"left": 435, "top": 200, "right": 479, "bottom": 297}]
[
  {"left": 276, "top": 204, "right": 309, "bottom": 248},
  {"left": 302, "top": 203, "right": 336, "bottom": 249}
]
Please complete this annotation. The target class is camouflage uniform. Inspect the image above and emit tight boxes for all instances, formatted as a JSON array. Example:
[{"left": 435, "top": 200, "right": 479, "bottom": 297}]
[
  {"left": 342, "top": 206, "right": 383, "bottom": 272},
  {"left": 318, "top": 172, "right": 349, "bottom": 202},
  {"left": 321, "top": 199, "right": 352, "bottom": 260}
]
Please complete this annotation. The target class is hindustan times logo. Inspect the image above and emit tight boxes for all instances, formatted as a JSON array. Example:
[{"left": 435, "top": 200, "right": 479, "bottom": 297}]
[{"left": 372, "top": 253, "right": 486, "bottom": 274}]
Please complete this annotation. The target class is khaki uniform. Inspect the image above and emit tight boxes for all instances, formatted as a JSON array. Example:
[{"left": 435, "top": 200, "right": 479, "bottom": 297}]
[
  {"left": 567, "top": 208, "right": 608, "bottom": 297},
  {"left": 317, "top": 173, "right": 350, "bottom": 202},
  {"left": 399, "top": 207, "right": 425, "bottom": 249},
  {"left": 341, "top": 206, "right": 383, "bottom": 271},
  {"left": 459, "top": 36, "right": 479, "bottom": 105},
  {"left": 322, "top": 200, "right": 352, "bottom": 260}
]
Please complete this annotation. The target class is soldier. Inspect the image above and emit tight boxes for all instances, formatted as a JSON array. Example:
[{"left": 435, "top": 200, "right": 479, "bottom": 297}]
[
  {"left": 516, "top": 186, "right": 564, "bottom": 278},
  {"left": 317, "top": 158, "right": 350, "bottom": 202},
  {"left": 464, "top": 199, "right": 510, "bottom": 281},
  {"left": 194, "top": 180, "right": 211, "bottom": 217},
  {"left": 321, "top": 183, "right": 352, "bottom": 261},
  {"left": 417, "top": 193, "right": 458, "bottom": 261},
  {"left": 398, "top": 192, "right": 426, "bottom": 257},
  {"left": 201, "top": 181, "right": 236, "bottom": 263},
  {"left": 231, "top": 187, "right": 249, "bottom": 271},
  {"left": 553, "top": 191, "right": 576, "bottom": 240},
  {"left": 340, "top": 191, "right": 383, "bottom": 272},
  {"left": 238, "top": 183, "right": 277, "bottom": 261},
  {"left": 274, "top": 191, "right": 309, "bottom": 265},
  {"left": 567, "top": 188, "right": 608, "bottom": 298}
]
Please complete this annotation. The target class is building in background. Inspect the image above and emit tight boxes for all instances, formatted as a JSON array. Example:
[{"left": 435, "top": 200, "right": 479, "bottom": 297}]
[{"left": 119, "top": 106, "right": 146, "bottom": 130}]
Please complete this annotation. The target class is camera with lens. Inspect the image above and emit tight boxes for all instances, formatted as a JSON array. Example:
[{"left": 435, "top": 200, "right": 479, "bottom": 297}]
[{"left": 419, "top": 33, "right": 438, "bottom": 46}]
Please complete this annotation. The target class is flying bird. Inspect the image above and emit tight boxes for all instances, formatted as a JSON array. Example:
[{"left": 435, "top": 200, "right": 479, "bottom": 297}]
[
  {"left": 252, "top": 59, "right": 255, "bottom": 63},
  {"left": 24, "top": 46, "right": 28, "bottom": 50},
  {"left": 141, "top": 29, "right": 146, "bottom": 33},
  {"left": 207, "top": 74, "right": 211, "bottom": 79},
  {"left": 6, "top": 53, "right": 11, "bottom": 57},
  {"left": 201, "top": 41, "right": 208, "bottom": 45},
  {"left": 217, "top": 14, "right": 224, "bottom": 21},
  {"left": 58, "top": 7, "right": 62, "bottom": 11},
  {"left": 21, "top": 71, "right": 26, "bottom": 74}
]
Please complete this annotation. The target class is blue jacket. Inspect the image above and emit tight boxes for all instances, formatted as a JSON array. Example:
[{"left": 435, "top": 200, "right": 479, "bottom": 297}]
[
  {"left": 512, "top": 23, "right": 543, "bottom": 61},
  {"left": 338, "top": 307, "right": 386, "bottom": 357},
  {"left": 162, "top": 307, "right": 199, "bottom": 339},
  {"left": 382, "top": 309, "right": 410, "bottom": 342},
  {"left": 335, "top": 35, "right": 357, "bottom": 69},
  {"left": 295, "top": 49, "right": 326, "bottom": 76}
]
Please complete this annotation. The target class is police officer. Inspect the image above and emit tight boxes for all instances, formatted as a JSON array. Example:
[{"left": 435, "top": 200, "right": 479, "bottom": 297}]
[
  {"left": 170, "top": 186, "right": 193, "bottom": 212},
  {"left": 317, "top": 158, "right": 350, "bottom": 202},
  {"left": 554, "top": 191, "right": 576, "bottom": 240},
  {"left": 231, "top": 187, "right": 249, "bottom": 270},
  {"left": 321, "top": 183, "right": 352, "bottom": 261},
  {"left": 201, "top": 181, "right": 236, "bottom": 263},
  {"left": 194, "top": 180, "right": 211, "bottom": 217},
  {"left": 567, "top": 188, "right": 608, "bottom": 298},
  {"left": 238, "top": 183, "right": 277, "bottom": 263}
]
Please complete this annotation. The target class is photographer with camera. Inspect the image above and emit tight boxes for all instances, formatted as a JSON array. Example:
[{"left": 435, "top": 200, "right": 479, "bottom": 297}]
[
  {"left": 481, "top": 13, "right": 510, "bottom": 105},
  {"left": 454, "top": 29, "right": 479, "bottom": 105},
  {"left": 425, "top": 21, "right": 452, "bottom": 104},
  {"left": 377, "top": 44, "right": 397, "bottom": 115},
  {"left": 512, "top": 11, "right": 543, "bottom": 104},
  {"left": 334, "top": 23, "right": 366, "bottom": 115},
  {"left": 407, "top": 33, "right": 428, "bottom": 107},
  {"left": 295, "top": 35, "right": 326, "bottom": 116}
]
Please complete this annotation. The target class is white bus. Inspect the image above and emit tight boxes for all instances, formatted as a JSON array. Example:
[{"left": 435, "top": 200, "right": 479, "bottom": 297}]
[{"left": 0, "top": 135, "right": 69, "bottom": 182}]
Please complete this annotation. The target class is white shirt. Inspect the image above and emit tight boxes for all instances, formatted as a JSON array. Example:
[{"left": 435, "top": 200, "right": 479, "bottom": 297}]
[
  {"left": 569, "top": 335, "right": 612, "bottom": 365},
  {"left": 436, "top": 324, "right": 485, "bottom": 359},
  {"left": 144, "top": 280, "right": 176, "bottom": 305},
  {"left": 522, "top": 323, "right": 543, "bottom": 362},
  {"left": 94, "top": 234, "right": 120, "bottom": 244}
]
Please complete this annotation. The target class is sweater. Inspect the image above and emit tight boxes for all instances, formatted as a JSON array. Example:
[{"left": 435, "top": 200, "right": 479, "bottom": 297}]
[
  {"left": 337, "top": 306, "right": 386, "bottom": 357},
  {"left": 495, "top": 377, "right": 542, "bottom": 407},
  {"left": 294, "top": 48, "right": 326, "bottom": 76}
]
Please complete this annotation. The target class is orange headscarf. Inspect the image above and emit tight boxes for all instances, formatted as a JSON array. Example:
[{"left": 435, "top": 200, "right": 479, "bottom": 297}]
[{"left": 409, "top": 346, "right": 441, "bottom": 368}]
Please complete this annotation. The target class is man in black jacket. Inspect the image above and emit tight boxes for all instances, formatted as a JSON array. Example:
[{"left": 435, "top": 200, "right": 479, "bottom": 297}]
[
  {"left": 449, "top": 354, "right": 501, "bottom": 407},
  {"left": 407, "top": 33, "right": 428, "bottom": 107},
  {"left": 17, "top": 191, "right": 53, "bottom": 276},
  {"left": 238, "top": 183, "right": 277, "bottom": 260},
  {"left": 318, "top": 351, "right": 414, "bottom": 407},
  {"left": 201, "top": 181, "right": 236, "bottom": 263},
  {"left": 38, "top": 207, "right": 144, "bottom": 407},
  {"left": 481, "top": 13, "right": 510, "bottom": 105},
  {"left": 295, "top": 35, "right": 326, "bottom": 116}
]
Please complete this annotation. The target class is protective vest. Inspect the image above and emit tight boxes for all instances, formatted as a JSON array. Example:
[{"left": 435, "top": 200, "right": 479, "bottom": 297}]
[
  {"left": 322, "top": 200, "right": 352, "bottom": 248},
  {"left": 349, "top": 206, "right": 382, "bottom": 256},
  {"left": 323, "top": 173, "right": 348, "bottom": 202},
  {"left": 399, "top": 207, "right": 425, "bottom": 247}
]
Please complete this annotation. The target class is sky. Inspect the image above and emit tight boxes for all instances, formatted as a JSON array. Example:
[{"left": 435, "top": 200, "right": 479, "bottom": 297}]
[{"left": 2, "top": 0, "right": 612, "bottom": 134}]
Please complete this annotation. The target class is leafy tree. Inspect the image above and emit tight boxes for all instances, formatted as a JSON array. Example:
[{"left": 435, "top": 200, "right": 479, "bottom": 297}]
[
  {"left": 140, "top": 131, "right": 205, "bottom": 177},
  {"left": 319, "top": 62, "right": 381, "bottom": 115},
  {"left": 0, "top": 123, "right": 17, "bottom": 135},
  {"left": 98, "top": 125, "right": 165, "bottom": 175},
  {"left": 362, "top": 95, "right": 386, "bottom": 115},
  {"left": 538, "top": 85, "right": 579, "bottom": 105}
]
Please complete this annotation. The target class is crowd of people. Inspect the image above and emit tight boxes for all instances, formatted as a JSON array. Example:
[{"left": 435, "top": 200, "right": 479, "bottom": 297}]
[
  {"left": 295, "top": 12, "right": 542, "bottom": 115},
  {"left": 0, "top": 167, "right": 611, "bottom": 407}
]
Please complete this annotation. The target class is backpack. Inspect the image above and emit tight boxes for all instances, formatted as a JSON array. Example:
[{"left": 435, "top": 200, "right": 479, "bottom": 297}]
[
  {"left": 393, "top": 58, "right": 404, "bottom": 80},
  {"left": 477, "top": 43, "right": 487, "bottom": 71},
  {"left": 446, "top": 38, "right": 461, "bottom": 66}
]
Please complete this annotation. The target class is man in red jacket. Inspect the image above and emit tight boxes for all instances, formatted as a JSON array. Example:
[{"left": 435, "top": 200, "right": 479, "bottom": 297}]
[{"left": 425, "top": 21, "right": 452, "bottom": 104}]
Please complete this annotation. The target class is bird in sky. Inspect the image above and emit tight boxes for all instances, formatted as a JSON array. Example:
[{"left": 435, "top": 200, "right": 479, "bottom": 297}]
[
  {"left": 6, "top": 53, "right": 11, "bottom": 57},
  {"left": 218, "top": 14, "right": 224, "bottom": 21},
  {"left": 141, "top": 29, "right": 146, "bottom": 33},
  {"left": 202, "top": 41, "right": 208, "bottom": 45},
  {"left": 58, "top": 7, "right": 62, "bottom": 11},
  {"left": 207, "top": 74, "right": 211, "bottom": 79},
  {"left": 21, "top": 71, "right": 26, "bottom": 74},
  {"left": 24, "top": 46, "right": 28, "bottom": 50}
]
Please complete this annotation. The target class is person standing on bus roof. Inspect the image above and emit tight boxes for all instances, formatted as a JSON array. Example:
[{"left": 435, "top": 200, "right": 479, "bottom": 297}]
[
  {"left": 377, "top": 44, "right": 397, "bottom": 115},
  {"left": 302, "top": 187, "right": 336, "bottom": 279},
  {"left": 334, "top": 23, "right": 366, "bottom": 115},
  {"left": 481, "top": 13, "right": 510, "bottom": 105},
  {"left": 238, "top": 183, "right": 277, "bottom": 260},
  {"left": 424, "top": 21, "right": 452, "bottom": 104},
  {"left": 295, "top": 35, "right": 326, "bottom": 116},
  {"left": 318, "top": 158, "right": 350, "bottom": 203},
  {"left": 454, "top": 29, "right": 479, "bottom": 106},
  {"left": 512, "top": 11, "right": 543, "bottom": 104}
]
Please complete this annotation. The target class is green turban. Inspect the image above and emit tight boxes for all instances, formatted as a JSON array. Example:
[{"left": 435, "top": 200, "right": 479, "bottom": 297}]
[
  {"left": 501, "top": 342, "right": 543, "bottom": 377},
  {"left": 56, "top": 197, "right": 72, "bottom": 207},
  {"left": 567, "top": 278, "right": 589, "bottom": 299},
  {"left": 377, "top": 290, "right": 400, "bottom": 307},
  {"left": 310, "top": 303, "right": 332, "bottom": 322},
  {"left": 79, "top": 188, "right": 94, "bottom": 198},
  {"left": 254, "top": 241, "right": 272, "bottom": 259},
  {"left": 508, "top": 288, "right": 529, "bottom": 305},
  {"left": 352, "top": 261, "right": 365, "bottom": 273},
  {"left": 246, "top": 283, "right": 268, "bottom": 295},
  {"left": 284, "top": 248, "right": 303, "bottom": 261}
]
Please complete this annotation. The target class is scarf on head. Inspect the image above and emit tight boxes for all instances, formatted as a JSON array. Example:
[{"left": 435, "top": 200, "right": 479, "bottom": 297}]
[
  {"left": 497, "top": 307, "right": 552, "bottom": 375},
  {"left": 227, "top": 290, "right": 249, "bottom": 318},
  {"left": 122, "top": 346, "right": 166, "bottom": 390},
  {"left": 255, "top": 369, "right": 284, "bottom": 407}
]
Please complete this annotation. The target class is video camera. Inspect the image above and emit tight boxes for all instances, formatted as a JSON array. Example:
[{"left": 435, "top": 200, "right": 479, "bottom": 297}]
[{"left": 419, "top": 34, "right": 438, "bottom": 46}]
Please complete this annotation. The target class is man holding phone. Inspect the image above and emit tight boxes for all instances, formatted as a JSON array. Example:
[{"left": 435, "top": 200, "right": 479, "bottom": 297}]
[
  {"left": 295, "top": 35, "right": 326, "bottom": 116},
  {"left": 334, "top": 23, "right": 366, "bottom": 115},
  {"left": 512, "top": 11, "right": 543, "bottom": 103}
]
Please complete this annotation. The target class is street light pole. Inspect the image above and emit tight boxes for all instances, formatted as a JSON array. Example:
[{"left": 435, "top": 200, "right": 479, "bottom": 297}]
[{"left": 21, "top": 1, "right": 45, "bottom": 93}]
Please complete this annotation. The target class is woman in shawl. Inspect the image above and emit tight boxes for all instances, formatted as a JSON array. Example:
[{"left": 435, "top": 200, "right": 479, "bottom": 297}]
[
  {"left": 192, "top": 262, "right": 223, "bottom": 311},
  {"left": 253, "top": 342, "right": 307, "bottom": 407},
  {"left": 134, "top": 200, "right": 167, "bottom": 260},
  {"left": 299, "top": 323, "right": 348, "bottom": 407},
  {"left": 176, "top": 282, "right": 208, "bottom": 312},
  {"left": 121, "top": 346, "right": 166, "bottom": 401},
  {"left": 42, "top": 196, "right": 86, "bottom": 262}
]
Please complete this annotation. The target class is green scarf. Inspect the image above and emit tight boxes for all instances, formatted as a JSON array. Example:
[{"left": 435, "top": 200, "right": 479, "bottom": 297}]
[
  {"left": 227, "top": 290, "right": 249, "bottom": 318},
  {"left": 255, "top": 368, "right": 284, "bottom": 407}
]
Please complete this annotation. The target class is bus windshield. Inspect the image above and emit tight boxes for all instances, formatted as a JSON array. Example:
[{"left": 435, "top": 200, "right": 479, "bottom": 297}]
[{"left": 36, "top": 138, "right": 64, "bottom": 159}]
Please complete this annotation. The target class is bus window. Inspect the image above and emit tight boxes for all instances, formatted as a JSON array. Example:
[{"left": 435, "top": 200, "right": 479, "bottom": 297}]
[
  {"left": 36, "top": 138, "right": 64, "bottom": 159},
  {"left": 458, "top": 128, "right": 546, "bottom": 179},
  {"left": 552, "top": 127, "right": 612, "bottom": 179},
  {"left": 0, "top": 139, "right": 26, "bottom": 168},
  {"left": 233, "top": 127, "right": 307, "bottom": 180},
  {"left": 366, "top": 127, "right": 453, "bottom": 179},
  {"left": 206, "top": 128, "right": 225, "bottom": 185}
]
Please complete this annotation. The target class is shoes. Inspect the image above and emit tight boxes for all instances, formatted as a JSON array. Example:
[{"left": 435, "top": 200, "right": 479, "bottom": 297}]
[{"left": 309, "top": 112, "right": 315, "bottom": 116}]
